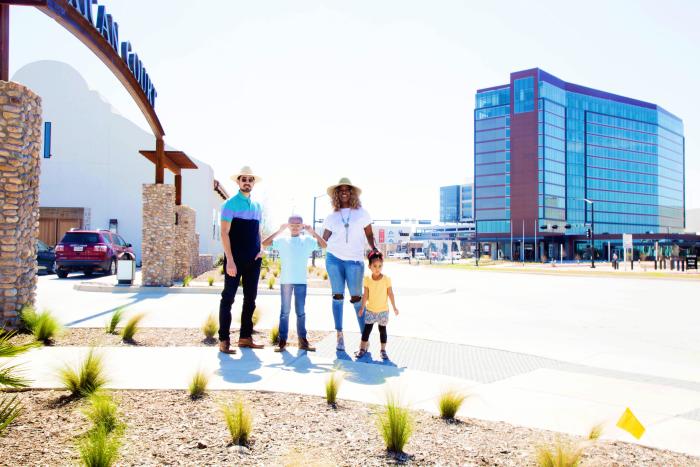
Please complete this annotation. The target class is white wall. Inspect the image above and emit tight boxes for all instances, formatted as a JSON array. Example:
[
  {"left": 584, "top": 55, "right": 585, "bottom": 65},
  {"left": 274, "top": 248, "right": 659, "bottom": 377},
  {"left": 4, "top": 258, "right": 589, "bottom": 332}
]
[{"left": 12, "top": 61, "right": 224, "bottom": 261}]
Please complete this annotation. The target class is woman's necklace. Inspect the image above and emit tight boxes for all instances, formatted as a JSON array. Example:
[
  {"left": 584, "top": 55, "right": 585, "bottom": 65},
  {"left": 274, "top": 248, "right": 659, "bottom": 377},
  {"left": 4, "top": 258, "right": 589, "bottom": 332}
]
[{"left": 340, "top": 208, "right": 351, "bottom": 243}]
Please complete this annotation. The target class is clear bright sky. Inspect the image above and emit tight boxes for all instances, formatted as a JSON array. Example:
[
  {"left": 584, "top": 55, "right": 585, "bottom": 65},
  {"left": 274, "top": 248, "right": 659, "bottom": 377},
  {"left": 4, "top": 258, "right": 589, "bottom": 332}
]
[{"left": 9, "top": 0, "right": 700, "bottom": 228}]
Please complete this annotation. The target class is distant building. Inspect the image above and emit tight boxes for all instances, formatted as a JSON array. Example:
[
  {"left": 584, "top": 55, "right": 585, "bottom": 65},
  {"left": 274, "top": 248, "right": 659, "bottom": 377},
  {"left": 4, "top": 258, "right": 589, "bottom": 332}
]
[
  {"left": 440, "top": 183, "right": 473, "bottom": 223},
  {"left": 474, "top": 68, "right": 697, "bottom": 260}
]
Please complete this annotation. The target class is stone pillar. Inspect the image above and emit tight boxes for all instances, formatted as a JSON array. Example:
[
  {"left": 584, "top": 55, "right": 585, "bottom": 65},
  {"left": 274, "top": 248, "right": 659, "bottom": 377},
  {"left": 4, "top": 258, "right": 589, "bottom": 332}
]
[
  {"left": 142, "top": 184, "right": 175, "bottom": 286},
  {"left": 0, "top": 82, "right": 42, "bottom": 329},
  {"left": 172, "top": 205, "right": 196, "bottom": 281}
]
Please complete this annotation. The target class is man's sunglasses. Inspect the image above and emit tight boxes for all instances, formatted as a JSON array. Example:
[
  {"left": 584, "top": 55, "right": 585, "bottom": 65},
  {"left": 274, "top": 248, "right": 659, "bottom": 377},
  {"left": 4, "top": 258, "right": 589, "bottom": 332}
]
[{"left": 239, "top": 177, "right": 255, "bottom": 183}]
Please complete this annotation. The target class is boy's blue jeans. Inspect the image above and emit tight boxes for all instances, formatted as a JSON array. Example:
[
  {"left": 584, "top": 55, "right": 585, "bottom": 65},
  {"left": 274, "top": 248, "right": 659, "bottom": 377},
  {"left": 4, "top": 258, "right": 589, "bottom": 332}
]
[
  {"left": 325, "top": 252, "right": 365, "bottom": 332},
  {"left": 279, "top": 284, "right": 308, "bottom": 341}
]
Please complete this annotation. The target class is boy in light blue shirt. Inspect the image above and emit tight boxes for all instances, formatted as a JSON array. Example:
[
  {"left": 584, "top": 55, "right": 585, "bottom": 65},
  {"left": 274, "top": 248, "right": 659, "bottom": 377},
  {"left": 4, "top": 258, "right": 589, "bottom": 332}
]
[{"left": 262, "top": 215, "right": 327, "bottom": 352}]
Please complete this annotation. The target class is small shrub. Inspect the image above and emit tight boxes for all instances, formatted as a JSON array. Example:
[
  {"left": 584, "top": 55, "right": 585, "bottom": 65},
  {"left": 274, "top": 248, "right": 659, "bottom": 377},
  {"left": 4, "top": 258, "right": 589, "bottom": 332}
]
[
  {"left": 58, "top": 348, "right": 107, "bottom": 398},
  {"left": 214, "top": 255, "right": 224, "bottom": 267},
  {"left": 377, "top": 393, "right": 413, "bottom": 453},
  {"left": 535, "top": 438, "right": 584, "bottom": 467},
  {"left": 268, "top": 276, "right": 275, "bottom": 290},
  {"left": 0, "top": 395, "right": 22, "bottom": 436},
  {"left": 207, "top": 277, "right": 215, "bottom": 287},
  {"left": 182, "top": 275, "right": 193, "bottom": 287},
  {"left": 260, "top": 270, "right": 267, "bottom": 280},
  {"left": 325, "top": 370, "right": 344, "bottom": 406},
  {"left": 323, "top": 272, "right": 328, "bottom": 280},
  {"left": 438, "top": 389, "right": 467, "bottom": 420},
  {"left": 78, "top": 425, "right": 121, "bottom": 467},
  {"left": 202, "top": 313, "right": 218, "bottom": 340},
  {"left": 83, "top": 393, "right": 120, "bottom": 434},
  {"left": 22, "top": 306, "right": 62, "bottom": 344},
  {"left": 588, "top": 422, "right": 604, "bottom": 441},
  {"left": 273, "top": 270, "right": 279, "bottom": 278},
  {"left": 269, "top": 324, "right": 279, "bottom": 344},
  {"left": 120, "top": 313, "right": 145, "bottom": 342},
  {"left": 222, "top": 399, "right": 252, "bottom": 445},
  {"left": 252, "top": 308, "right": 262, "bottom": 327},
  {"left": 105, "top": 308, "right": 124, "bottom": 335},
  {"left": 188, "top": 369, "right": 209, "bottom": 399},
  {"left": 307, "top": 266, "right": 314, "bottom": 273}
]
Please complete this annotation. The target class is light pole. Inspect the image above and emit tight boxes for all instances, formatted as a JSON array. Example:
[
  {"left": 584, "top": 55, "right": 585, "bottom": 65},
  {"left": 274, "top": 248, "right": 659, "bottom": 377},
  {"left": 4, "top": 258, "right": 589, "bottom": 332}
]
[
  {"left": 312, "top": 193, "right": 327, "bottom": 267},
  {"left": 583, "top": 198, "right": 595, "bottom": 269}
]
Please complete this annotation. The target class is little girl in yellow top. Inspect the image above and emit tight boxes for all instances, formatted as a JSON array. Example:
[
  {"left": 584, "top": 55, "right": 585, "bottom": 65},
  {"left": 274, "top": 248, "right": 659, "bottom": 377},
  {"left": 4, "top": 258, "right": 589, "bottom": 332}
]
[{"left": 356, "top": 251, "right": 399, "bottom": 360}]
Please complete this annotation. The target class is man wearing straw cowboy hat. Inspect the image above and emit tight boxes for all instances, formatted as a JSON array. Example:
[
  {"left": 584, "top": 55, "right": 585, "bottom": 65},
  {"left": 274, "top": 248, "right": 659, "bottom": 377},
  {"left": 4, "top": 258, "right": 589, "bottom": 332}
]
[{"left": 218, "top": 166, "right": 265, "bottom": 353}]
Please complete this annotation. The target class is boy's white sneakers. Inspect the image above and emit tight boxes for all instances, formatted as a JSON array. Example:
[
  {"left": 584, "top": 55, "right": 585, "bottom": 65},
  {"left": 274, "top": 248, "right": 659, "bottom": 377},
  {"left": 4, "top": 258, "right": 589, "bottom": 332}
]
[{"left": 336, "top": 333, "right": 345, "bottom": 351}]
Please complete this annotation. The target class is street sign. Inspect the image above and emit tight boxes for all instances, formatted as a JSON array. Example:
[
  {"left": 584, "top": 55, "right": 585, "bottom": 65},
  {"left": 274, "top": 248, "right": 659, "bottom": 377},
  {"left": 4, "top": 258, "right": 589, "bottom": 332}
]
[{"left": 623, "top": 234, "right": 633, "bottom": 250}]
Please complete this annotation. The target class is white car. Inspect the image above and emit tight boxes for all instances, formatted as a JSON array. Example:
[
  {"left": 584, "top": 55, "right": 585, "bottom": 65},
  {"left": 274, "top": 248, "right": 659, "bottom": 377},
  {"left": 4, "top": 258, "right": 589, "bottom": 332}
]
[
  {"left": 414, "top": 252, "right": 426, "bottom": 260},
  {"left": 394, "top": 251, "right": 410, "bottom": 259}
]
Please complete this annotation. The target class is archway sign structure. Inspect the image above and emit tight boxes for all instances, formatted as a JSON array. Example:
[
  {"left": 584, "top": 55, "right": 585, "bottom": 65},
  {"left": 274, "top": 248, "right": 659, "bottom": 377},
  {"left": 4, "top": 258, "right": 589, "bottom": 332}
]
[
  {"left": 0, "top": 0, "right": 197, "bottom": 195},
  {"left": 0, "top": 0, "right": 200, "bottom": 316}
]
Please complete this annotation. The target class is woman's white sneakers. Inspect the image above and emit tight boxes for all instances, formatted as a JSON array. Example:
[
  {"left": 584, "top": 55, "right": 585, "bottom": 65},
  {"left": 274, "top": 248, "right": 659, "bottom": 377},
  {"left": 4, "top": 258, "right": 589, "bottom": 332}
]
[{"left": 336, "top": 333, "right": 345, "bottom": 351}]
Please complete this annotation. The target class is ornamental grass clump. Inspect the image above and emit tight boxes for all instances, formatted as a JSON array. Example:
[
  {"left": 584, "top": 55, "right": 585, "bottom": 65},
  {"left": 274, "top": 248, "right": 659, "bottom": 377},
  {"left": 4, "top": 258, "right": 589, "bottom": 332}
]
[
  {"left": 377, "top": 393, "right": 413, "bottom": 453},
  {"left": 0, "top": 331, "right": 37, "bottom": 389},
  {"left": 105, "top": 308, "right": 124, "bottom": 335},
  {"left": 438, "top": 389, "right": 467, "bottom": 420},
  {"left": 534, "top": 438, "right": 584, "bottom": 467},
  {"left": 0, "top": 395, "right": 22, "bottom": 437},
  {"left": 269, "top": 324, "right": 279, "bottom": 345},
  {"left": 325, "top": 370, "right": 344, "bottom": 406},
  {"left": 21, "top": 306, "right": 62, "bottom": 344},
  {"left": 188, "top": 369, "right": 209, "bottom": 400},
  {"left": 208, "top": 276, "right": 215, "bottom": 286},
  {"left": 182, "top": 275, "right": 193, "bottom": 287},
  {"left": 222, "top": 398, "right": 253, "bottom": 446},
  {"left": 252, "top": 307, "right": 262, "bottom": 327},
  {"left": 120, "top": 313, "right": 145, "bottom": 342},
  {"left": 83, "top": 392, "right": 120, "bottom": 434},
  {"left": 268, "top": 276, "right": 275, "bottom": 290},
  {"left": 587, "top": 422, "right": 604, "bottom": 441},
  {"left": 202, "top": 313, "right": 218, "bottom": 341},
  {"left": 78, "top": 425, "right": 121, "bottom": 467},
  {"left": 58, "top": 348, "right": 108, "bottom": 398}
]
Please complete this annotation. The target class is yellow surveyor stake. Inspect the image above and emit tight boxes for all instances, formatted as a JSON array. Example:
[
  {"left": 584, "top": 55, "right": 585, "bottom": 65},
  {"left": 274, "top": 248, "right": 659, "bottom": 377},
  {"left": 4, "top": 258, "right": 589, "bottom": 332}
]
[{"left": 616, "top": 407, "right": 645, "bottom": 439}]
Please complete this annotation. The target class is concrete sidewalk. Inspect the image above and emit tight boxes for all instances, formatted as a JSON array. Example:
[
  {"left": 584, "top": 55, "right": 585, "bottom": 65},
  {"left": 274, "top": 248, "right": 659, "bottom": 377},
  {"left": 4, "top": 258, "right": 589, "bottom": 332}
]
[{"left": 6, "top": 335, "right": 700, "bottom": 457}]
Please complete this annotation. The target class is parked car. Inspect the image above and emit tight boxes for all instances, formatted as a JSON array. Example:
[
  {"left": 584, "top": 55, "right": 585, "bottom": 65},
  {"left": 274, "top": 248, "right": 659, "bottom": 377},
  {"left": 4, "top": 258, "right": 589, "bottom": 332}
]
[
  {"left": 448, "top": 251, "right": 462, "bottom": 260},
  {"left": 37, "top": 239, "right": 56, "bottom": 274},
  {"left": 414, "top": 252, "right": 427, "bottom": 260},
  {"left": 54, "top": 229, "right": 135, "bottom": 278},
  {"left": 393, "top": 251, "right": 410, "bottom": 260}
]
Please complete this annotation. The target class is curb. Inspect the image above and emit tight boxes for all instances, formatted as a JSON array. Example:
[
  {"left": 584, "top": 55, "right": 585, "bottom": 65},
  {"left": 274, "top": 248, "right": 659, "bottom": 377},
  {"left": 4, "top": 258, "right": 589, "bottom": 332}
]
[{"left": 72, "top": 283, "right": 456, "bottom": 296}]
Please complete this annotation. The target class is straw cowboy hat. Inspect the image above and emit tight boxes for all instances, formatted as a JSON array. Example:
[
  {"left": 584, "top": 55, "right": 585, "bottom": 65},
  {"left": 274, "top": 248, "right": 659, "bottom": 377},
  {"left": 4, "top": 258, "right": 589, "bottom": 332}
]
[
  {"left": 231, "top": 166, "right": 262, "bottom": 183},
  {"left": 326, "top": 177, "right": 362, "bottom": 197}
]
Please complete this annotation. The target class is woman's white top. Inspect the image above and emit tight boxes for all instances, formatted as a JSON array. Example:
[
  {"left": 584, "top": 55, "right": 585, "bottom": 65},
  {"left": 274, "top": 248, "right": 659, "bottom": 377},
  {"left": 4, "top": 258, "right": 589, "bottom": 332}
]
[{"left": 322, "top": 207, "right": 372, "bottom": 261}]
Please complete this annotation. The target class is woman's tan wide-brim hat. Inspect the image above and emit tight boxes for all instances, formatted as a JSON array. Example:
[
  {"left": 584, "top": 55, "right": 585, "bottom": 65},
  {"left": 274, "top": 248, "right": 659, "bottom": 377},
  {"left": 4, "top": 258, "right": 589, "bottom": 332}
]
[
  {"left": 230, "top": 166, "right": 262, "bottom": 183},
  {"left": 327, "top": 177, "right": 362, "bottom": 197}
]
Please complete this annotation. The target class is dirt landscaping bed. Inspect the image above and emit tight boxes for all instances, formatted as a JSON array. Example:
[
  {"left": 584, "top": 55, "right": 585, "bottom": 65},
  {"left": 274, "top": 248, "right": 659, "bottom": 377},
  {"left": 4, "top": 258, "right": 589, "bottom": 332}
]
[
  {"left": 3, "top": 389, "right": 697, "bottom": 466},
  {"left": 7, "top": 328, "right": 331, "bottom": 349}
]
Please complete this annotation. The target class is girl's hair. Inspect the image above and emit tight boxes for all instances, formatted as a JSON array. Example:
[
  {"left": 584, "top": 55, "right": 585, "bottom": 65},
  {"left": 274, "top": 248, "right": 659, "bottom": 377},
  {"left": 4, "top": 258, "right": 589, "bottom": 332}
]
[
  {"left": 368, "top": 250, "right": 383, "bottom": 265},
  {"left": 331, "top": 186, "right": 362, "bottom": 211}
]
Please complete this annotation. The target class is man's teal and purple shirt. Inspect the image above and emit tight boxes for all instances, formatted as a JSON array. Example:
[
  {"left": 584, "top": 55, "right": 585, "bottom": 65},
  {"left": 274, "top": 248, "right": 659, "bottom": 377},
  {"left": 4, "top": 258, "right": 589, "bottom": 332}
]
[{"left": 221, "top": 191, "right": 262, "bottom": 265}]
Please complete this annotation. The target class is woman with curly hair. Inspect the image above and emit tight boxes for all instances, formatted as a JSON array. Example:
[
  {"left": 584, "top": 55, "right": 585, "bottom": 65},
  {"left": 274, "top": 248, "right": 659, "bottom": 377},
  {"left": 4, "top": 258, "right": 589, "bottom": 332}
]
[{"left": 322, "top": 177, "right": 379, "bottom": 351}]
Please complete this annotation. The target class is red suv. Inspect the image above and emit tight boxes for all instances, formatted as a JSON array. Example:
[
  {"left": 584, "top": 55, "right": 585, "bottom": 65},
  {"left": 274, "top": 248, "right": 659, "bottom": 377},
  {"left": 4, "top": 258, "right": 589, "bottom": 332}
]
[{"left": 55, "top": 230, "right": 135, "bottom": 278}]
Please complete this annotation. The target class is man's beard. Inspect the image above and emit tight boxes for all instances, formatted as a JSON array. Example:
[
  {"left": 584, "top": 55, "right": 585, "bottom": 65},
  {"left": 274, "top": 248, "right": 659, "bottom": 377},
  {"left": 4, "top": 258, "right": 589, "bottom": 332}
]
[{"left": 240, "top": 186, "right": 252, "bottom": 192}]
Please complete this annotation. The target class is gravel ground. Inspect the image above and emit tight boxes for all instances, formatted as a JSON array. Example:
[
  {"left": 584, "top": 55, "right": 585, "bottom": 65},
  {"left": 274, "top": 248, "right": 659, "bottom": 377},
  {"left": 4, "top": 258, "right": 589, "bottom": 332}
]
[
  {"left": 2, "top": 390, "right": 697, "bottom": 466},
  {"left": 7, "top": 328, "right": 331, "bottom": 348}
]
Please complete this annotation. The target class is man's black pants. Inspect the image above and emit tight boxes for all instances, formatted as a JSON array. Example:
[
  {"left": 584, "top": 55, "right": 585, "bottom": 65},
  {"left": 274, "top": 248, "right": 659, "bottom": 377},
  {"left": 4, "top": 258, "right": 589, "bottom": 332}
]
[{"left": 218, "top": 257, "right": 261, "bottom": 342}]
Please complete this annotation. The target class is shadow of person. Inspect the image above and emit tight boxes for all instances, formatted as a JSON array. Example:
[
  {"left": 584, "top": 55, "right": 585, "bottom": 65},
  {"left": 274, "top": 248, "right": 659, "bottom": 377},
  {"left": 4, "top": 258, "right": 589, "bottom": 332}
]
[
  {"left": 216, "top": 348, "right": 262, "bottom": 384},
  {"left": 332, "top": 356, "right": 406, "bottom": 386},
  {"left": 267, "top": 348, "right": 334, "bottom": 375}
]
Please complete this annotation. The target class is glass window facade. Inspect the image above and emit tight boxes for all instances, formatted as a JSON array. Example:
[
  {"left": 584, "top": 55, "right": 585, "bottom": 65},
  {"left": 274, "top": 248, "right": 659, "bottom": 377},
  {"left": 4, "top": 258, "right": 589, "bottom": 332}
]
[
  {"left": 475, "top": 86, "right": 510, "bottom": 232},
  {"left": 460, "top": 184, "right": 473, "bottom": 221},
  {"left": 440, "top": 185, "right": 461, "bottom": 223},
  {"left": 475, "top": 69, "right": 685, "bottom": 236}
]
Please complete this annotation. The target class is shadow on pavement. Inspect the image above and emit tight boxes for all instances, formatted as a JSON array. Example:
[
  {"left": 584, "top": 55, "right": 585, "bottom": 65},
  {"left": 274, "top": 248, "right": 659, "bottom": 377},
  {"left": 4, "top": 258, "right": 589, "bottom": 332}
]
[{"left": 216, "top": 348, "right": 262, "bottom": 384}]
